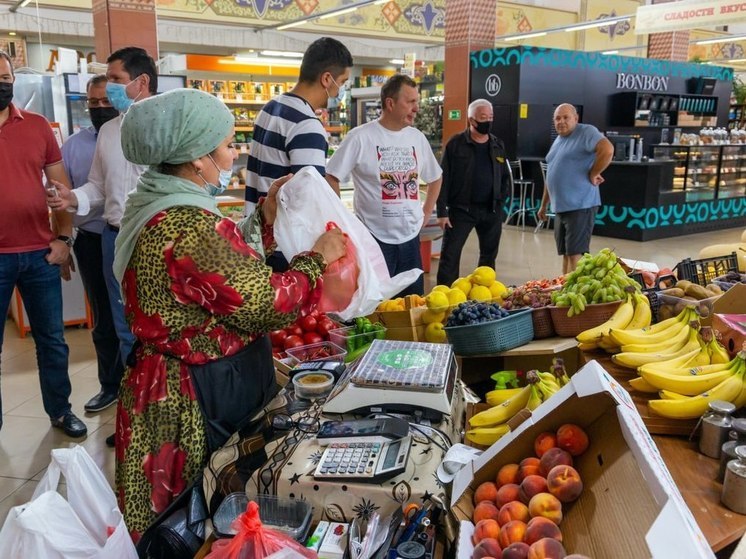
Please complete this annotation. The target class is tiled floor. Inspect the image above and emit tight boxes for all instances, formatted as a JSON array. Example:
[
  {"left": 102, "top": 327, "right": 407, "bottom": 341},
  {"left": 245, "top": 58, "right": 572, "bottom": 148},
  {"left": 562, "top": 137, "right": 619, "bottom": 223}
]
[{"left": 0, "top": 223, "right": 743, "bottom": 530}]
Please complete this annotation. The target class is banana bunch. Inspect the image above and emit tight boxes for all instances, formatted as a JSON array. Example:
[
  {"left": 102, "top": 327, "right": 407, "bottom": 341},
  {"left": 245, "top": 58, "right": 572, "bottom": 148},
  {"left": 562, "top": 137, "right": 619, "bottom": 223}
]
[
  {"left": 611, "top": 324, "right": 702, "bottom": 369},
  {"left": 647, "top": 350, "right": 746, "bottom": 419},
  {"left": 576, "top": 292, "right": 651, "bottom": 348},
  {"left": 466, "top": 371, "right": 562, "bottom": 445}
]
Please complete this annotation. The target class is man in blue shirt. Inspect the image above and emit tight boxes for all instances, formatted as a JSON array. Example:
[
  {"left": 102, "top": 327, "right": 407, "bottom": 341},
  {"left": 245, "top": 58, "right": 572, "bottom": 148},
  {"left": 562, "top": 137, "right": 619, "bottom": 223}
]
[
  {"left": 537, "top": 103, "right": 613, "bottom": 274},
  {"left": 61, "top": 74, "right": 121, "bottom": 413}
]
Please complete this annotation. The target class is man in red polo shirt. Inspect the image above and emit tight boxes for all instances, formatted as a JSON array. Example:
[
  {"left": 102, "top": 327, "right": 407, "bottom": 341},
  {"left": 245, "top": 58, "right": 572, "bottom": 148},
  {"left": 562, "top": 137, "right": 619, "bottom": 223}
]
[{"left": 0, "top": 51, "right": 87, "bottom": 438}]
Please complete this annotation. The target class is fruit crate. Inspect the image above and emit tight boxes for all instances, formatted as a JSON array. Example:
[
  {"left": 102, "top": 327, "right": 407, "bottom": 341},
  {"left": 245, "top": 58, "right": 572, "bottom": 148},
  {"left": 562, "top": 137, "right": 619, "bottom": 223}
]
[
  {"left": 444, "top": 308, "right": 533, "bottom": 356},
  {"left": 673, "top": 252, "right": 739, "bottom": 286},
  {"left": 548, "top": 301, "right": 621, "bottom": 338},
  {"left": 366, "top": 297, "right": 426, "bottom": 342}
]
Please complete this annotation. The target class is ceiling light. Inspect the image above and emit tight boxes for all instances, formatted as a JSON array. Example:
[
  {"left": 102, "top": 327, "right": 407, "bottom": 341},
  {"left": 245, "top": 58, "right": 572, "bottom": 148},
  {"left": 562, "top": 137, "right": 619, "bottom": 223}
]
[
  {"left": 602, "top": 50, "right": 619, "bottom": 55},
  {"left": 260, "top": 50, "right": 303, "bottom": 57},
  {"left": 9, "top": 32, "right": 17, "bottom": 36},
  {"left": 276, "top": 20, "right": 307, "bottom": 30},
  {"left": 695, "top": 35, "right": 746, "bottom": 46},
  {"left": 390, "top": 58, "right": 405, "bottom": 65},
  {"left": 374, "top": 0, "right": 388, "bottom": 4},
  {"left": 9, "top": 0, "right": 32, "bottom": 12},
  {"left": 223, "top": 56, "right": 302, "bottom": 67},
  {"left": 502, "top": 31, "right": 548, "bottom": 41},
  {"left": 564, "top": 17, "right": 630, "bottom": 32},
  {"left": 729, "top": 58, "right": 746, "bottom": 63},
  {"left": 319, "top": 6, "right": 357, "bottom": 18}
]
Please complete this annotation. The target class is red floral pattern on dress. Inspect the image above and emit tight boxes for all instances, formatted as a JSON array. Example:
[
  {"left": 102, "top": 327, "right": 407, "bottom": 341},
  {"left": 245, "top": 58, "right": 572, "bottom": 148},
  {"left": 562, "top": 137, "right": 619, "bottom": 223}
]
[
  {"left": 116, "top": 405, "right": 132, "bottom": 463},
  {"left": 270, "top": 270, "right": 314, "bottom": 313},
  {"left": 123, "top": 269, "right": 170, "bottom": 345},
  {"left": 145, "top": 210, "right": 168, "bottom": 228},
  {"left": 142, "top": 442, "right": 187, "bottom": 515},
  {"left": 215, "top": 218, "right": 260, "bottom": 259},
  {"left": 164, "top": 242, "right": 244, "bottom": 315},
  {"left": 208, "top": 325, "right": 246, "bottom": 355},
  {"left": 127, "top": 353, "right": 168, "bottom": 414}
]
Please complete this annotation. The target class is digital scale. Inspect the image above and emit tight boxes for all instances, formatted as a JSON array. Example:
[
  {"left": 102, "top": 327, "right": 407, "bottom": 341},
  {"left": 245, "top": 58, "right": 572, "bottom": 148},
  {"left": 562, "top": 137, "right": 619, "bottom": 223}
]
[{"left": 322, "top": 340, "right": 458, "bottom": 422}]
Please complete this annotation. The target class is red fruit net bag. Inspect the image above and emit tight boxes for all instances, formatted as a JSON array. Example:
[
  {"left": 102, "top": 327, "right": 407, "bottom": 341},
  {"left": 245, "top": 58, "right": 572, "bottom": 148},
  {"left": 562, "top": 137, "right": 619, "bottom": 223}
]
[
  {"left": 206, "top": 501, "right": 317, "bottom": 559},
  {"left": 316, "top": 221, "right": 359, "bottom": 313}
]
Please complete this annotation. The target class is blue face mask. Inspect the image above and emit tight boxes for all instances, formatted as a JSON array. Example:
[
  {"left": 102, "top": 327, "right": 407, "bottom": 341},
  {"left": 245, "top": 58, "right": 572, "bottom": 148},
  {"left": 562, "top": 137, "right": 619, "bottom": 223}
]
[
  {"left": 328, "top": 76, "right": 347, "bottom": 103},
  {"left": 201, "top": 155, "right": 232, "bottom": 196},
  {"left": 106, "top": 80, "right": 136, "bottom": 113}
]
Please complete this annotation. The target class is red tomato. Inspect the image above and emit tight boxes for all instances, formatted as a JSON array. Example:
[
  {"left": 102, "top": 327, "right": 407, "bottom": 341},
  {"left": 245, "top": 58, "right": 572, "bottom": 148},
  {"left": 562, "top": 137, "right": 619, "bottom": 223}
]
[
  {"left": 309, "top": 309, "right": 321, "bottom": 318},
  {"left": 299, "top": 315, "right": 318, "bottom": 333},
  {"left": 272, "top": 350, "right": 284, "bottom": 360},
  {"left": 303, "top": 332, "right": 324, "bottom": 345},
  {"left": 285, "top": 325, "right": 303, "bottom": 337},
  {"left": 283, "top": 335, "right": 304, "bottom": 350},
  {"left": 316, "top": 319, "right": 337, "bottom": 338},
  {"left": 269, "top": 329, "right": 288, "bottom": 347}
]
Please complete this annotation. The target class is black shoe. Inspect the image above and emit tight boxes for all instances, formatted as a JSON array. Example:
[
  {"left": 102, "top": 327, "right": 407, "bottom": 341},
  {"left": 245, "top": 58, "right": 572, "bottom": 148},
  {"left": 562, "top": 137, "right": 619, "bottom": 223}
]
[
  {"left": 106, "top": 433, "right": 115, "bottom": 448},
  {"left": 84, "top": 390, "right": 118, "bottom": 413},
  {"left": 51, "top": 412, "right": 88, "bottom": 438}
]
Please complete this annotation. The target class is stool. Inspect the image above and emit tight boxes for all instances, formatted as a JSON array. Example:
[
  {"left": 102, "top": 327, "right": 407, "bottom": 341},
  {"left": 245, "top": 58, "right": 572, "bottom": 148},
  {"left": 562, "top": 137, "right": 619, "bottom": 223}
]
[{"left": 504, "top": 160, "right": 535, "bottom": 229}]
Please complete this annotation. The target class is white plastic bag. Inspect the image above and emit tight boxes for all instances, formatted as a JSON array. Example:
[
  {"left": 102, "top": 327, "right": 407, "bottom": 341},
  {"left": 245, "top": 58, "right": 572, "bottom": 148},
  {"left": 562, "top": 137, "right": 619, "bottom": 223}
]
[
  {"left": 0, "top": 445, "right": 138, "bottom": 559},
  {"left": 273, "top": 167, "right": 421, "bottom": 320}
]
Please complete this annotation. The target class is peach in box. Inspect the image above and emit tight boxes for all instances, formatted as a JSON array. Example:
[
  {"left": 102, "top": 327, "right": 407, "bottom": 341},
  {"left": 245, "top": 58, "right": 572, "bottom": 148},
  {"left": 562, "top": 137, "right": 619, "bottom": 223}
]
[
  {"left": 496, "top": 463, "right": 520, "bottom": 487},
  {"left": 547, "top": 465, "right": 583, "bottom": 503},
  {"left": 528, "top": 493, "right": 563, "bottom": 524},
  {"left": 556, "top": 424, "right": 589, "bottom": 457},
  {"left": 502, "top": 542, "right": 530, "bottom": 559},
  {"left": 474, "top": 481, "right": 499, "bottom": 505},
  {"left": 498, "top": 520, "right": 527, "bottom": 548},
  {"left": 472, "top": 537, "right": 502, "bottom": 559},
  {"left": 518, "top": 457, "right": 542, "bottom": 482},
  {"left": 524, "top": 517, "right": 563, "bottom": 546},
  {"left": 519, "top": 475, "right": 548, "bottom": 504},
  {"left": 497, "top": 501, "right": 530, "bottom": 526},
  {"left": 473, "top": 519, "right": 500, "bottom": 544},
  {"left": 496, "top": 484, "right": 521, "bottom": 508},
  {"left": 539, "top": 448, "right": 573, "bottom": 477},
  {"left": 528, "top": 537, "right": 567, "bottom": 559},
  {"left": 473, "top": 501, "right": 500, "bottom": 523},
  {"left": 534, "top": 432, "right": 557, "bottom": 458}
]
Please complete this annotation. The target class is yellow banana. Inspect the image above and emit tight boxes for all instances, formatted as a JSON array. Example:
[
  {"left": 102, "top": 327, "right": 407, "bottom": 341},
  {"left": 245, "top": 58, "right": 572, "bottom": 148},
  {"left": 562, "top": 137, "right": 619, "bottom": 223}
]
[
  {"left": 465, "top": 423, "right": 511, "bottom": 446},
  {"left": 638, "top": 354, "right": 741, "bottom": 377},
  {"left": 598, "top": 336, "right": 621, "bottom": 354},
  {"left": 526, "top": 384, "right": 543, "bottom": 411},
  {"left": 577, "top": 341, "right": 599, "bottom": 351},
  {"left": 628, "top": 376, "right": 659, "bottom": 393},
  {"left": 485, "top": 387, "right": 524, "bottom": 406},
  {"left": 708, "top": 339, "right": 731, "bottom": 365},
  {"left": 634, "top": 347, "right": 705, "bottom": 374},
  {"left": 620, "top": 322, "right": 692, "bottom": 353},
  {"left": 608, "top": 308, "right": 693, "bottom": 346},
  {"left": 659, "top": 389, "right": 689, "bottom": 400},
  {"left": 648, "top": 370, "right": 745, "bottom": 419},
  {"left": 612, "top": 329, "right": 701, "bottom": 369},
  {"left": 734, "top": 381, "right": 746, "bottom": 408},
  {"left": 640, "top": 367, "right": 737, "bottom": 396},
  {"left": 469, "top": 385, "right": 531, "bottom": 427},
  {"left": 576, "top": 298, "right": 635, "bottom": 343},
  {"left": 537, "top": 379, "right": 560, "bottom": 399},
  {"left": 626, "top": 294, "right": 652, "bottom": 330}
]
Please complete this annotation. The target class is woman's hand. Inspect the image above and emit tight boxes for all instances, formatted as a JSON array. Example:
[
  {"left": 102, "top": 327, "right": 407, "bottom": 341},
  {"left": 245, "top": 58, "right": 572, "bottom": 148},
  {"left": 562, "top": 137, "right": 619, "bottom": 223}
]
[
  {"left": 261, "top": 174, "right": 293, "bottom": 225},
  {"left": 312, "top": 228, "right": 347, "bottom": 266}
]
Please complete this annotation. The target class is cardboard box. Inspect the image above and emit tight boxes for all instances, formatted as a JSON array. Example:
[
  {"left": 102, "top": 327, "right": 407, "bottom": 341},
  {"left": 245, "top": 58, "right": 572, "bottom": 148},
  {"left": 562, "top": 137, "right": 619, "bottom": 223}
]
[
  {"left": 451, "top": 361, "right": 714, "bottom": 559},
  {"left": 703, "top": 282, "right": 746, "bottom": 327},
  {"left": 712, "top": 313, "right": 746, "bottom": 357},
  {"left": 366, "top": 306, "right": 426, "bottom": 341}
]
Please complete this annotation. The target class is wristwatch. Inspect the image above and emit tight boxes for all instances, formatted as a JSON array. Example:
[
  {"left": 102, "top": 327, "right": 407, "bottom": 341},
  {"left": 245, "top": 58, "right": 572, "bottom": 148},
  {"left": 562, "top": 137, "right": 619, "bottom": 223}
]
[{"left": 56, "top": 235, "right": 74, "bottom": 248}]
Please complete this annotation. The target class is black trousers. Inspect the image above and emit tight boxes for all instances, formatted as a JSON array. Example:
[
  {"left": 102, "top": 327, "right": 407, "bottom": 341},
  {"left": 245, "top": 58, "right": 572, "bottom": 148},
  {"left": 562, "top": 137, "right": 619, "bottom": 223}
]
[
  {"left": 436, "top": 205, "right": 503, "bottom": 287},
  {"left": 74, "top": 230, "right": 123, "bottom": 394}
]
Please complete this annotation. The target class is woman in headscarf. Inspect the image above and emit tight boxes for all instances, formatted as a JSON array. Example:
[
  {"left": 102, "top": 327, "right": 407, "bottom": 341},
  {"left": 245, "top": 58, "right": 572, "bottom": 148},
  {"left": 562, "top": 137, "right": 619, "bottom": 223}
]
[{"left": 113, "top": 88, "right": 346, "bottom": 540}]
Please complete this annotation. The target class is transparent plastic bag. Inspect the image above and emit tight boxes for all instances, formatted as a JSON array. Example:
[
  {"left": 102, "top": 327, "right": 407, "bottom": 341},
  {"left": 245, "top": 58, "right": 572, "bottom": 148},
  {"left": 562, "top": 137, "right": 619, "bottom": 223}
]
[
  {"left": 205, "top": 501, "right": 317, "bottom": 559},
  {"left": 317, "top": 222, "right": 359, "bottom": 313}
]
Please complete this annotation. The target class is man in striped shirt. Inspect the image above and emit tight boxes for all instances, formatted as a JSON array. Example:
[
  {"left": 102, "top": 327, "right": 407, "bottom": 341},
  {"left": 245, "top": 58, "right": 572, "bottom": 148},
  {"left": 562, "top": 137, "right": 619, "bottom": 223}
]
[{"left": 246, "top": 37, "right": 352, "bottom": 270}]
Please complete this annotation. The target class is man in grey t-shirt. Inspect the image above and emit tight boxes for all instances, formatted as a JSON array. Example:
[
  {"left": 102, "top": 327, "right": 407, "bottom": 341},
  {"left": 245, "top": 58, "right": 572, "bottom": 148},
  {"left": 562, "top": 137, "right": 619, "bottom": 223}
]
[{"left": 537, "top": 103, "right": 613, "bottom": 274}]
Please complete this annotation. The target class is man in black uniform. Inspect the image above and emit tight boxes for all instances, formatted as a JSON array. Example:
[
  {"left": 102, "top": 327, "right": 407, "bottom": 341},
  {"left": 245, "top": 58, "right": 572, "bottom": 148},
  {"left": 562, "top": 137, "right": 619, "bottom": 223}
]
[{"left": 436, "top": 99, "right": 511, "bottom": 286}]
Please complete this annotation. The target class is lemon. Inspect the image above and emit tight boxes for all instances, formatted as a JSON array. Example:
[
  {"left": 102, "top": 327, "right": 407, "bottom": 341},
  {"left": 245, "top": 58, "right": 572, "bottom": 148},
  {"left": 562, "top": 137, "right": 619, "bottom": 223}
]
[
  {"left": 422, "top": 309, "right": 446, "bottom": 324},
  {"left": 489, "top": 280, "right": 508, "bottom": 299},
  {"left": 424, "top": 321, "right": 447, "bottom": 343},
  {"left": 431, "top": 285, "right": 451, "bottom": 294},
  {"left": 451, "top": 277, "right": 473, "bottom": 295},
  {"left": 471, "top": 266, "right": 497, "bottom": 287},
  {"left": 469, "top": 285, "right": 492, "bottom": 302},
  {"left": 447, "top": 288, "right": 467, "bottom": 306},
  {"left": 425, "top": 291, "right": 449, "bottom": 312}
]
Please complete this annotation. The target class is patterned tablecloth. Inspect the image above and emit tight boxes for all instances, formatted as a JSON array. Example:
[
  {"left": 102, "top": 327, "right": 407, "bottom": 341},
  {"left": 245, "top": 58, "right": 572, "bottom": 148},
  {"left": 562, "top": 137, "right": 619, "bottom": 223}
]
[{"left": 241, "top": 383, "right": 468, "bottom": 525}]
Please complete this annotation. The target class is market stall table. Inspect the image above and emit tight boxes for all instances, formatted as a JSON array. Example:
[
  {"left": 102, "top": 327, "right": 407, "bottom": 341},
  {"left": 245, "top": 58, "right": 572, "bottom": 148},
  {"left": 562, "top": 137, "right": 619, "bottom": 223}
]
[{"left": 580, "top": 351, "right": 746, "bottom": 552}]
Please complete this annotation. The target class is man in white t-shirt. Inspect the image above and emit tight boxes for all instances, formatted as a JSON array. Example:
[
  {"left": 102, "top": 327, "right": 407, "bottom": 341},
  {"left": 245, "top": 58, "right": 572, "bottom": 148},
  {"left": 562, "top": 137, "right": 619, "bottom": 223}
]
[{"left": 326, "top": 74, "right": 442, "bottom": 296}]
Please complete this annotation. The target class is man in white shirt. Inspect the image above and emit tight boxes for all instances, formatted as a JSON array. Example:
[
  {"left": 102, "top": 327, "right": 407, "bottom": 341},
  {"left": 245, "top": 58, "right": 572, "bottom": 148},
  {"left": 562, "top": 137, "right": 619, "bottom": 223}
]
[
  {"left": 48, "top": 47, "right": 156, "bottom": 415},
  {"left": 326, "top": 74, "right": 442, "bottom": 296}
]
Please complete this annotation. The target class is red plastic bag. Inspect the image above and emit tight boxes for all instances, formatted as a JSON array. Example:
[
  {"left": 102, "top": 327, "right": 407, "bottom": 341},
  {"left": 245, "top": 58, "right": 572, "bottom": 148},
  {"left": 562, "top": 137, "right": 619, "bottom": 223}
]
[
  {"left": 206, "top": 501, "right": 317, "bottom": 559},
  {"left": 317, "top": 222, "right": 359, "bottom": 313}
]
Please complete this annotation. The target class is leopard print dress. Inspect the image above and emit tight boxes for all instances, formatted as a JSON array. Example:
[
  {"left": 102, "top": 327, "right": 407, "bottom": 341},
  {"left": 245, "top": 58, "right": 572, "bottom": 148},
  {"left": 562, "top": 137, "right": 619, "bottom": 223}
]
[{"left": 115, "top": 206, "right": 324, "bottom": 542}]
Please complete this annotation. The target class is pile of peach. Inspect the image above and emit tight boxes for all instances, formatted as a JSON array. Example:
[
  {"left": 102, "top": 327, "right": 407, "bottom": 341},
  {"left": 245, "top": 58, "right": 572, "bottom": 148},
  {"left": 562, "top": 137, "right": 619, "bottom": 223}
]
[{"left": 470, "top": 424, "right": 590, "bottom": 559}]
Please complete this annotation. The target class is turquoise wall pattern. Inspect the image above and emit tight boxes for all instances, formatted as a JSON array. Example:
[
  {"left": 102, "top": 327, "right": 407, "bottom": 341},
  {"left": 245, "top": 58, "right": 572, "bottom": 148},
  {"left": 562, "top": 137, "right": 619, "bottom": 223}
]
[
  {"left": 596, "top": 198, "right": 746, "bottom": 230},
  {"left": 470, "top": 47, "right": 734, "bottom": 82}
]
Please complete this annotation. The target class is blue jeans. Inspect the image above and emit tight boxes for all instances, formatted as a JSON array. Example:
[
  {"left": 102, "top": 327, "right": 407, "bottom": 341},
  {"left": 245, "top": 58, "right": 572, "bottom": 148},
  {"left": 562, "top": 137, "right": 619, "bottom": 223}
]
[
  {"left": 102, "top": 225, "right": 135, "bottom": 367},
  {"left": 0, "top": 249, "right": 71, "bottom": 421},
  {"left": 374, "top": 235, "right": 424, "bottom": 297}
]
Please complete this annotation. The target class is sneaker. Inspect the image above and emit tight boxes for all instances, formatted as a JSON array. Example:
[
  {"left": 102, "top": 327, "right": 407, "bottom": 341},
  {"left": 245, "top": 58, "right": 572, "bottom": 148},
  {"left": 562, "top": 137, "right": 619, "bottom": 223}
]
[
  {"left": 106, "top": 433, "right": 115, "bottom": 448},
  {"left": 51, "top": 412, "right": 88, "bottom": 438},
  {"left": 84, "top": 390, "right": 118, "bottom": 413}
]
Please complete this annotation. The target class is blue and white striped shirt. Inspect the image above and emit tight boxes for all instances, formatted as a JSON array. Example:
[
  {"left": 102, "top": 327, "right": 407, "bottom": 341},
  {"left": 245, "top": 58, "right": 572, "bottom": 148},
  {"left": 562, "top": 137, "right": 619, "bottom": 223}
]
[{"left": 245, "top": 93, "right": 328, "bottom": 212}]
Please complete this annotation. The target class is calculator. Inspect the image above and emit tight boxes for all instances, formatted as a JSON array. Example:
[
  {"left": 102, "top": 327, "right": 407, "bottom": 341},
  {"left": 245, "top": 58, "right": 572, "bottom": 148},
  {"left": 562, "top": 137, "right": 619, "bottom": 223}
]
[{"left": 313, "top": 436, "right": 411, "bottom": 483}]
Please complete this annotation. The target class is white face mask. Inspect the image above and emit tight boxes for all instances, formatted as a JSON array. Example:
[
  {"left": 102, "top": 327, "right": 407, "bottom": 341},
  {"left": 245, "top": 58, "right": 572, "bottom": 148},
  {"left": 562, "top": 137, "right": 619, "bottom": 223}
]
[
  {"left": 199, "top": 154, "right": 232, "bottom": 196},
  {"left": 327, "top": 76, "right": 347, "bottom": 103}
]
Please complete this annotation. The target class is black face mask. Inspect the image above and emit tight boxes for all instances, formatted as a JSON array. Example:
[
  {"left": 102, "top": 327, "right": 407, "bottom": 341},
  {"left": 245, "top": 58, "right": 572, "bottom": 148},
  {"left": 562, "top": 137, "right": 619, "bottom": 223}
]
[
  {"left": 0, "top": 82, "right": 13, "bottom": 111},
  {"left": 473, "top": 120, "right": 491, "bottom": 135},
  {"left": 89, "top": 106, "right": 119, "bottom": 132}
]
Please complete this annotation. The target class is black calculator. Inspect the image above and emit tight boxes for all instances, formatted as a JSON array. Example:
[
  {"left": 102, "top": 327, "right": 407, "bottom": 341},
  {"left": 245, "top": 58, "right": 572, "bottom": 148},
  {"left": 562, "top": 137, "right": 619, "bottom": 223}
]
[{"left": 313, "top": 436, "right": 411, "bottom": 483}]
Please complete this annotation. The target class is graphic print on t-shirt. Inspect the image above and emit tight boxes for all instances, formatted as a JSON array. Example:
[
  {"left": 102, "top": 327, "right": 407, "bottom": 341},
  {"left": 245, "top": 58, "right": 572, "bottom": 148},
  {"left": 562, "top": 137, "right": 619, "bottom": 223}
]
[{"left": 377, "top": 146, "right": 419, "bottom": 218}]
